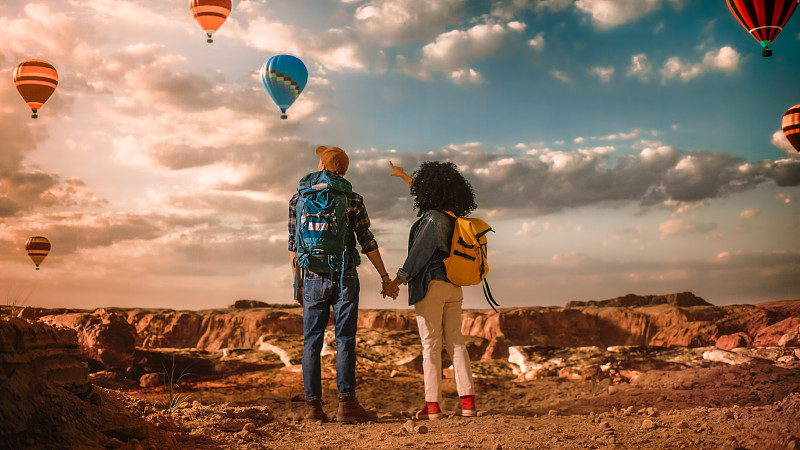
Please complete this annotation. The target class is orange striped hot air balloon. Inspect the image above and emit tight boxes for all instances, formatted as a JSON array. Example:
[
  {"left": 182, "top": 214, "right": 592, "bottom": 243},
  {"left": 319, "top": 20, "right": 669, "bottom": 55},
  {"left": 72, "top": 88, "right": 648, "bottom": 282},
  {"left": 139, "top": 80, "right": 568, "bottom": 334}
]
[
  {"left": 25, "top": 236, "right": 50, "bottom": 270},
  {"left": 190, "top": 0, "right": 232, "bottom": 43},
  {"left": 13, "top": 59, "right": 58, "bottom": 119},
  {"left": 782, "top": 104, "right": 800, "bottom": 153}
]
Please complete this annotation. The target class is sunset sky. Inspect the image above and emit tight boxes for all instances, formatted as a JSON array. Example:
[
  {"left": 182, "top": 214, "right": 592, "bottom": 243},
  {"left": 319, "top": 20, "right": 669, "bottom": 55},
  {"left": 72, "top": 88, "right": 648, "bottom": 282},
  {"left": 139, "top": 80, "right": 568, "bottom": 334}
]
[{"left": 1, "top": 0, "right": 799, "bottom": 311}]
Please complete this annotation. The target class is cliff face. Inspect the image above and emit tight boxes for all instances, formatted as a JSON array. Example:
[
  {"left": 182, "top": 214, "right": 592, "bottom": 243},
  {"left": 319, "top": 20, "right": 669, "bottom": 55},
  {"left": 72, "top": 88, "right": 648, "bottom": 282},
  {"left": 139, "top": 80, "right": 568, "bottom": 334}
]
[
  {"left": 11, "top": 293, "right": 800, "bottom": 366},
  {"left": 0, "top": 316, "right": 90, "bottom": 436}
]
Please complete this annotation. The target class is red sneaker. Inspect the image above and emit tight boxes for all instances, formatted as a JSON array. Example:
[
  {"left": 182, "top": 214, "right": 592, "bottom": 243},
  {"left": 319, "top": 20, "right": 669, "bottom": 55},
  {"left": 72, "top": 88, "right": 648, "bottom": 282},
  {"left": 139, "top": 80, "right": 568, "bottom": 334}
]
[
  {"left": 415, "top": 402, "right": 443, "bottom": 420},
  {"left": 460, "top": 395, "right": 476, "bottom": 417}
]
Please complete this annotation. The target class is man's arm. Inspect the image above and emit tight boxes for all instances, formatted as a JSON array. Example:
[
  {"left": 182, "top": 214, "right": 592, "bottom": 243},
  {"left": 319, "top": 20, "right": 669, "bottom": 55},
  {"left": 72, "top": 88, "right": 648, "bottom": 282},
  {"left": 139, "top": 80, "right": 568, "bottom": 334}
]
[{"left": 364, "top": 249, "right": 393, "bottom": 297}]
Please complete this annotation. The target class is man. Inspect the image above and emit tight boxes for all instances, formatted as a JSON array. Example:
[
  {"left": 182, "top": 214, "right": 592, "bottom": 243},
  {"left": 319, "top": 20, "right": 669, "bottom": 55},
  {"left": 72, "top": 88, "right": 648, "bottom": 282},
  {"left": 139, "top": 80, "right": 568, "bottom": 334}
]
[{"left": 288, "top": 145, "right": 393, "bottom": 423}]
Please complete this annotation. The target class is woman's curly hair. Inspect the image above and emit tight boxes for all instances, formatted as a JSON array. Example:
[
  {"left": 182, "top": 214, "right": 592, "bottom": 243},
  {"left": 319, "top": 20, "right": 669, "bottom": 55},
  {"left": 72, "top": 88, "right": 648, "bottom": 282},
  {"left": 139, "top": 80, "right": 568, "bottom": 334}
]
[{"left": 410, "top": 161, "right": 477, "bottom": 217}]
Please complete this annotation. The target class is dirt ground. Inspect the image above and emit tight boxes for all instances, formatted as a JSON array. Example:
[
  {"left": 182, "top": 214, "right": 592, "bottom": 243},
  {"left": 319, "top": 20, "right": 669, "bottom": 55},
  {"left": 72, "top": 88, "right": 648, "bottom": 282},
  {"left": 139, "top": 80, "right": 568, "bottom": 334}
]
[{"left": 95, "top": 356, "right": 800, "bottom": 450}]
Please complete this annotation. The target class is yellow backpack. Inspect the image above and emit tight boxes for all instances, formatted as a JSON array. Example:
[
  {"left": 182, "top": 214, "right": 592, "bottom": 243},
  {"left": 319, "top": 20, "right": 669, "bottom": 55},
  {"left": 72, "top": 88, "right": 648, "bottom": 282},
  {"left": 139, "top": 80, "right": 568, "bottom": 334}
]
[{"left": 443, "top": 211, "right": 500, "bottom": 312}]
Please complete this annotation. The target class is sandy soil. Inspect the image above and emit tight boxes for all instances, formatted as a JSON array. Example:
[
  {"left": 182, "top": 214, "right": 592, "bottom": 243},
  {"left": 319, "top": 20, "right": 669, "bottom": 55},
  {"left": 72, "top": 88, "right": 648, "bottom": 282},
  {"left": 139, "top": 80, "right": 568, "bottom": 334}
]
[{"left": 93, "top": 356, "right": 800, "bottom": 449}]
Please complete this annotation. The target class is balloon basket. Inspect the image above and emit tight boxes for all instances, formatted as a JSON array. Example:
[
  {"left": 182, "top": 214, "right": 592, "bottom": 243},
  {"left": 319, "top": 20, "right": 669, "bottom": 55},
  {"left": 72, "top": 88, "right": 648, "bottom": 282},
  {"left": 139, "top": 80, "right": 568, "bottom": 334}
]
[
  {"left": 207, "top": 38, "right": 213, "bottom": 43},
  {"left": 281, "top": 114, "right": 288, "bottom": 120},
  {"left": 762, "top": 49, "right": 772, "bottom": 57}
]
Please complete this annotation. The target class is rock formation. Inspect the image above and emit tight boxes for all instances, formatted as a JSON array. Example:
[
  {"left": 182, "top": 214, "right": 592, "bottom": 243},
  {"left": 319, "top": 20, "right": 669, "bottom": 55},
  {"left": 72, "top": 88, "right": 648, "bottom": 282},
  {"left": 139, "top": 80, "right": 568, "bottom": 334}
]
[{"left": 11, "top": 293, "right": 800, "bottom": 372}]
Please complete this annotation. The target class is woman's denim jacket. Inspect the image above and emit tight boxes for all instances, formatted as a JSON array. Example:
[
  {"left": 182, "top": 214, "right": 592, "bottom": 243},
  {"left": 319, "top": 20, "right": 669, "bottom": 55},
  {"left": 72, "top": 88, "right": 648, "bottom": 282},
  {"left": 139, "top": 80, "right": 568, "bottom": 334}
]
[{"left": 396, "top": 210, "right": 454, "bottom": 306}]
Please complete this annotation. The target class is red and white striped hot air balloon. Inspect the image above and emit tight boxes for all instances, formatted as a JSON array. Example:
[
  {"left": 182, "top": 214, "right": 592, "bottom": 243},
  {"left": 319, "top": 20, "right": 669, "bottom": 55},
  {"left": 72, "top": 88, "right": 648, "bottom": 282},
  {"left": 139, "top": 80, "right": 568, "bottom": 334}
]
[
  {"left": 190, "top": 0, "right": 232, "bottom": 43},
  {"left": 13, "top": 59, "right": 58, "bottom": 119}
]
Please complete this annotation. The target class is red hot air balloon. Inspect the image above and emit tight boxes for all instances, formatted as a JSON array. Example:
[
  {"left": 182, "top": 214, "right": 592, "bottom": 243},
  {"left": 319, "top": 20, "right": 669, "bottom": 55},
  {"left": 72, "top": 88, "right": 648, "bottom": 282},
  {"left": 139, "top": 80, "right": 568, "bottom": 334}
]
[
  {"left": 25, "top": 236, "right": 51, "bottom": 270},
  {"left": 190, "top": 0, "right": 232, "bottom": 43},
  {"left": 782, "top": 104, "right": 800, "bottom": 153},
  {"left": 726, "top": 0, "right": 798, "bottom": 57},
  {"left": 13, "top": 59, "right": 58, "bottom": 119}
]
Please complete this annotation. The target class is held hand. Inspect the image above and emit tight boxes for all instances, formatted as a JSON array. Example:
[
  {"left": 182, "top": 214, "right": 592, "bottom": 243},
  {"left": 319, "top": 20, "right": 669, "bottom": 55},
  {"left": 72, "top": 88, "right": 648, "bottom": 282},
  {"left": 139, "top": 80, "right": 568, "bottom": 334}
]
[
  {"left": 385, "top": 278, "right": 402, "bottom": 300},
  {"left": 380, "top": 276, "right": 392, "bottom": 299}
]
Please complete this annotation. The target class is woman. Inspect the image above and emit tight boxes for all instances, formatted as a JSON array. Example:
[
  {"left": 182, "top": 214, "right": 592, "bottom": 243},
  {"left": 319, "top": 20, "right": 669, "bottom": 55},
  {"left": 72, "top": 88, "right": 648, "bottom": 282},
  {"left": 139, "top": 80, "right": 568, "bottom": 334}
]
[{"left": 385, "top": 161, "right": 477, "bottom": 420}]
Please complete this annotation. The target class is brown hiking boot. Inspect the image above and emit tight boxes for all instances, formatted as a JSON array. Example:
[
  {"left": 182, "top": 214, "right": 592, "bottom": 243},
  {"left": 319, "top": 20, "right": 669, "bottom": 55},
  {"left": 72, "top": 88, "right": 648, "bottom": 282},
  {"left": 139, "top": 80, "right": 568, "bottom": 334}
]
[
  {"left": 305, "top": 399, "right": 329, "bottom": 423},
  {"left": 336, "top": 396, "right": 379, "bottom": 423}
]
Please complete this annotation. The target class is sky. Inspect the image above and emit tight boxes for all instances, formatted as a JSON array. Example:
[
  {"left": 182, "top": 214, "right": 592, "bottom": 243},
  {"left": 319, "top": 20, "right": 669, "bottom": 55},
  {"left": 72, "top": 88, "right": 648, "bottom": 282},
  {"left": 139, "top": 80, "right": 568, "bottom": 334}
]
[{"left": 1, "top": 0, "right": 799, "bottom": 311}]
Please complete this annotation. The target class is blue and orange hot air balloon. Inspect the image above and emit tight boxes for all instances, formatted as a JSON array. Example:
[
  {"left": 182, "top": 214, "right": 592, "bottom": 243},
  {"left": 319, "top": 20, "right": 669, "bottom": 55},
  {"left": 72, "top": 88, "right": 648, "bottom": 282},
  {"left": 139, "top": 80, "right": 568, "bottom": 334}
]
[
  {"left": 782, "top": 104, "right": 800, "bottom": 153},
  {"left": 259, "top": 55, "right": 308, "bottom": 120},
  {"left": 190, "top": 0, "right": 232, "bottom": 43},
  {"left": 25, "top": 236, "right": 50, "bottom": 270},
  {"left": 13, "top": 59, "right": 58, "bottom": 119},
  {"left": 727, "top": 0, "right": 798, "bottom": 57}
]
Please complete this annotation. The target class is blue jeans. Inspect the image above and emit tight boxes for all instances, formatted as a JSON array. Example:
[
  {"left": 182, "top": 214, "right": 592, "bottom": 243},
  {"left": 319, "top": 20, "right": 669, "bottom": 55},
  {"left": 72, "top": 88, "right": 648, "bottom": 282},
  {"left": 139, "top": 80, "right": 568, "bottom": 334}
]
[{"left": 302, "top": 269, "right": 360, "bottom": 401}]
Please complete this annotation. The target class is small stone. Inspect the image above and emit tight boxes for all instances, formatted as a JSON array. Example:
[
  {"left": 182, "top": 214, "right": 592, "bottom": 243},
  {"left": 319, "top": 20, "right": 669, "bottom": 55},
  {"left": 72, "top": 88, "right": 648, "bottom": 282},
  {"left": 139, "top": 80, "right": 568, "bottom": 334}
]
[
  {"left": 787, "top": 439, "right": 798, "bottom": 449},
  {"left": 599, "top": 421, "right": 611, "bottom": 430},
  {"left": 403, "top": 420, "right": 415, "bottom": 434},
  {"left": 608, "top": 385, "right": 619, "bottom": 395},
  {"left": 525, "top": 425, "right": 534, "bottom": 431},
  {"left": 477, "top": 410, "right": 489, "bottom": 417},
  {"left": 414, "top": 425, "right": 428, "bottom": 434},
  {"left": 676, "top": 421, "right": 689, "bottom": 429},
  {"left": 641, "top": 419, "right": 657, "bottom": 430},
  {"left": 242, "top": 423, "right": 256, "bottom": 433},
  {"left": 548, "top": 410, "right": 558, "bottom": 416},
  {"left": 493, "top": 444, "right": 503, "bottom": 450},
  {"left": 646, "top": 407, "right": 657, "bottom": 416}
]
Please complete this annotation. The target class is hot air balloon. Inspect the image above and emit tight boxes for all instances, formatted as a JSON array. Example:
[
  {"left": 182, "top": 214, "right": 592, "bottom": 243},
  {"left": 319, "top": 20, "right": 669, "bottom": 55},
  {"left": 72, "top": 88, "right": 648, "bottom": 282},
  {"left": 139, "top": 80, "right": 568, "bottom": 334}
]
[
  {"left": 25, "top": 236, "right": 50, "bottom": 270},
  {"left": 13, "top": 59, "right": 58, "bottom": 119},
  {"left": 190, "top": 0, "right": 232, "bottom": 43},
  {"left": 783, "top": 104, "right": 800, "bottom": 153},
  {"left": 726, "top": 0, "right": 798, "bottom": 57},
  {"left": 260, "top": 55, "right": 308, "bottom": 120}
]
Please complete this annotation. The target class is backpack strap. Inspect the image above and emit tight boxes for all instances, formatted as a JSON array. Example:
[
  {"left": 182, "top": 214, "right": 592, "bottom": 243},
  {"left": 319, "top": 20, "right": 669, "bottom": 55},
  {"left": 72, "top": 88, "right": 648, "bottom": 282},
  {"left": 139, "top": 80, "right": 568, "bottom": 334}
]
[{"left": 482, "top": 278, "right": 500, "bottom": 313}]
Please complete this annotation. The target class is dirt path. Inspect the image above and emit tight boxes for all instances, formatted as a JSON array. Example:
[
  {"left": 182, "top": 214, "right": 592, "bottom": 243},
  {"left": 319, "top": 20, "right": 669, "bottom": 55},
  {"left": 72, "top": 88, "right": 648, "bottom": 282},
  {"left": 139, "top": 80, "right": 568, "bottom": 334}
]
[{"left": 112, "top": 360, "right": 800, "bottom": 449}]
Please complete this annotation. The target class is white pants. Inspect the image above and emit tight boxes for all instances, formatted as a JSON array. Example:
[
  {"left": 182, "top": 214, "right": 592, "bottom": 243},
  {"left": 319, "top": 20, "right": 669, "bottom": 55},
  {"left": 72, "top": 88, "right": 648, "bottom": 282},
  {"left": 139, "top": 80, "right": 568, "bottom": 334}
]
[{"left": 414, "top": 280, "right": 475, "bottom": 402}]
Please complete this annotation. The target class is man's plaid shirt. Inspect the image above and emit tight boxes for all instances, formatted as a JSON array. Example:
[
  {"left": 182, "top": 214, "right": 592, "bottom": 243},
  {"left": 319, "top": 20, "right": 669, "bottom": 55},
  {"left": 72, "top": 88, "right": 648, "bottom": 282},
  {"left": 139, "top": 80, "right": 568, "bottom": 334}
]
[{"left": 288, "top": 191, "right": 379, "bottom": 256}]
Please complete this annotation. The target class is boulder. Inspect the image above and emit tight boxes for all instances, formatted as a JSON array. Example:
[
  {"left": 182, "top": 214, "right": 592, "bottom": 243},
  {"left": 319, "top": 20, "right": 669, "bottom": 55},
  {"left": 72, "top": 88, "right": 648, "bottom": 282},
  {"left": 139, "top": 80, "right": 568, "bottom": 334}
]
[
  {"left": 779, "top": 330, "right": 800, "bottom": 347},
  {"left": 715, "top": 332, "right": 752, "bottom": 351},
  {"left": 753, "top": 316, "right": 800, "bottom": 347},
  {"left": 702, "top": 349, "right": 754, "bottom": 365}
]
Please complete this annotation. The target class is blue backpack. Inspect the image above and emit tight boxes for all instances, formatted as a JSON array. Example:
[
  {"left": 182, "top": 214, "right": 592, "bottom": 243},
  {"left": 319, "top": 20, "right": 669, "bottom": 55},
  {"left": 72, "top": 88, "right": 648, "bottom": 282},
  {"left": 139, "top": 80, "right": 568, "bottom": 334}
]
[{"left": 294, "top": 171, "right": 360, "bottom": 275}]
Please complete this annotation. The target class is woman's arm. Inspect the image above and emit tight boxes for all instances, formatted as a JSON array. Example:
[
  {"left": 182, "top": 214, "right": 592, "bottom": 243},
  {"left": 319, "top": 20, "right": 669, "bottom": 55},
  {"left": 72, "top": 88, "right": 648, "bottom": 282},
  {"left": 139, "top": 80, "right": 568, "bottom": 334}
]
[{"left": 390, "top": 161, "right": 413, "bottom": 187}]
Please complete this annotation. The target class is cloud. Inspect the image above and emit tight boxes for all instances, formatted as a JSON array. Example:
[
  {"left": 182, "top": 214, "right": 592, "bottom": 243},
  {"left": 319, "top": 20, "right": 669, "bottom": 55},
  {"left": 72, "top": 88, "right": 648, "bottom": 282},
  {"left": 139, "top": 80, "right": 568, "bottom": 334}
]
[
  {"left": 528, "top": 32, "right": 545, "bottom": 51},
  {"left": 359, "top": 141, "right": 800, "bottom": 220},
  {"left": 771, "top": 129, "right": 800, "bottom": 159},
  {"left": 241, "top": 18, "right": 367, "bottom": 71},
  {"left": 354, "top": 0, "right": 466, "bottom": 46},
  {"left": 516, "top": 220, "right": 551, "bottom": 237},
  {"left": 739, "top": 209, "right": 759, "bottom": 219},
  {"left": 397, "top": 19, "right": 525, "bottom": 84},
  {"left": 490, "top": 0, "right": 573, "bottom": 20},
  {"left": 661, "top": 46, "right": 740, "bottom": 83},
  {"left": 589, "top": 66, "right": 614, "bottom": 82},
  {"left": 658, "top": 218, "right": 718, "bottom": 238},
  {"left": 627, "top": 53, "right": 652, "bottom": 81},
  {"left": 550, "top": 70, "right": 570, "bottom": 83},
  {"left": 574, "top": 0, "right": 683, "bottom": 29}
]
